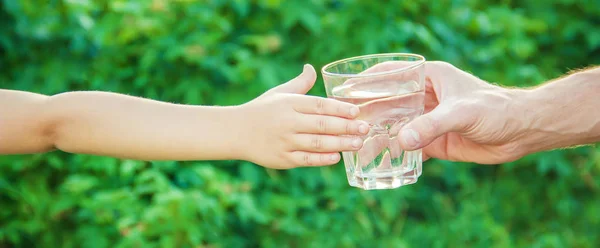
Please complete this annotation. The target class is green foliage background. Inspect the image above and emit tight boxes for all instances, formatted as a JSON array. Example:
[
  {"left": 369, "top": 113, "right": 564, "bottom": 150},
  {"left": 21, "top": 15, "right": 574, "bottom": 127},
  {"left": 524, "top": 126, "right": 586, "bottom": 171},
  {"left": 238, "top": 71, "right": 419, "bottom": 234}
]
[{"left": 1, "top": 0, "right": 600, "bottom": 247}]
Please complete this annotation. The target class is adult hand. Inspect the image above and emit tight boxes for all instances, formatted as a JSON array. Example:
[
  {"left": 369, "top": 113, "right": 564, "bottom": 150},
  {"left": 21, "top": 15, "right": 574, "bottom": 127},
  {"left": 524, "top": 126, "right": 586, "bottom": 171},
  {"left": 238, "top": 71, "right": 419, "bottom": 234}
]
[{"left": 397, "top": 61, "right": 527, "bottom": 164}]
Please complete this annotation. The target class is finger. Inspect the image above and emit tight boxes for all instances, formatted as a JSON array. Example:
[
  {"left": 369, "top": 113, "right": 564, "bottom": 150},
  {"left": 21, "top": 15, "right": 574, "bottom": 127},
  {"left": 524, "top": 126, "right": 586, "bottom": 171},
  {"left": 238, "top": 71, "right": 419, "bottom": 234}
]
[
  {"left": 293, "top": 95, "right": 361, "bottom": 119},
  {"left": 294, "top": 115, "right": 370, "bottom": 135},
  {"left": 266, "top": 64, "right": 316, "bottom": 95},
  {"left": 289, "top": 151, "right": 341, "bottom": 167},
  {"left": 398, "top": 104, "right": 469, "bottom": 151},
  {"left": 291, "top": 134, "right": 363, "bottom": 153},
  {"left": 359, "top": 60, "right": 422, "bottom": 74},
  {"left": 356, "top": 90, "right": 424, "bottom": 121},
  {"left": 342, "top": 60, "right": 424, "bottom": 87},
  {"left": 355, "top": 134, "right": 389, "bottom": 168},
  {"left": 389, "top": 135, "right": 403, "bottom": 161}
]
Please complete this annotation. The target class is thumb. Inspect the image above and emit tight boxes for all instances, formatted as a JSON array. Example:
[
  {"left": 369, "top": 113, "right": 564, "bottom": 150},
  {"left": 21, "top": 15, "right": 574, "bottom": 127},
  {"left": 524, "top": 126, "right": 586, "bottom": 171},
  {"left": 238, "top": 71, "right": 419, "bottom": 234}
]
[
  {"left": 398, "top": 104, "right": 466, "bottom": 151},
  {"left": 267, "top": 64, "right": 316, "bottom": 95}
]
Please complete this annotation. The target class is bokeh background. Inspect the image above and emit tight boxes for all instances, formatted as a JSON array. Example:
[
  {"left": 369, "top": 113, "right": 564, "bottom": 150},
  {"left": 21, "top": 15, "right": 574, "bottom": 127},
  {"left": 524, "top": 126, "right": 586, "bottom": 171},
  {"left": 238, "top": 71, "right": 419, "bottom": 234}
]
[{"left": 2, "top": 0, "right": 600, "bottom": 247}]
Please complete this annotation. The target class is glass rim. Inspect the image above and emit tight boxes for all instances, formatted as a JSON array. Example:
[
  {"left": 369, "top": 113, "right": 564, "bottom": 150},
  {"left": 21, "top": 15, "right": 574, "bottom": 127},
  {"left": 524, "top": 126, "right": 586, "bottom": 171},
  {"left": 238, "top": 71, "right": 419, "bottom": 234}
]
[{"left": 321, "top": 53, "right": 426, "bottom": 78}]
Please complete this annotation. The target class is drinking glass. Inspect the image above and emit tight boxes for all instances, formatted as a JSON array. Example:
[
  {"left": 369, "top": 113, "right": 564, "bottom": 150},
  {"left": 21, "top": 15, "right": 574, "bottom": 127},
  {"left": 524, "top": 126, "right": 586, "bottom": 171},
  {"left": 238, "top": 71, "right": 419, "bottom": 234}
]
[{"left": 321, "top": 53, "right": 426, "bottom": 190}]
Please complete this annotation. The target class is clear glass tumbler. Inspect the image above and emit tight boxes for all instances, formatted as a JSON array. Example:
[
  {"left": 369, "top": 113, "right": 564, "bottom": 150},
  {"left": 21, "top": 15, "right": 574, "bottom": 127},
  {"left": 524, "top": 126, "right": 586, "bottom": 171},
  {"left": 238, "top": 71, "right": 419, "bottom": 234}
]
[{"left": 321, "top": 53, "right": 426, "bottom": 190}]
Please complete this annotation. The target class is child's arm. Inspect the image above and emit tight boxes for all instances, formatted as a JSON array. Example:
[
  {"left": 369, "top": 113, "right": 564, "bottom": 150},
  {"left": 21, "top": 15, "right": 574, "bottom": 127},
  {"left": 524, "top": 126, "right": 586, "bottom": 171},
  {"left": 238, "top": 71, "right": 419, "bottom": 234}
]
[{"left": 0, "top": 65, "right": 369, "bottom": 169}]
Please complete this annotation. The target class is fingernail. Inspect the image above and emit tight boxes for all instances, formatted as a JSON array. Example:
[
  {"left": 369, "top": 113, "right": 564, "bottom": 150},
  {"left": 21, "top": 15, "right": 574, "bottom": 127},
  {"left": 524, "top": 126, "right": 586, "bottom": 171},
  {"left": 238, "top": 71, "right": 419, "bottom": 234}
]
[
  {"left": 401, "top": 129, "right": 420, "bottom": 148},
  {"left": 330, "top": 154, "right": 339, "bottom": 161},
  {"left": 352, "top": 138, "right": 363, "bottom": 148},
  {"left": 349, "top": 106, "right": 359, "bottom": 117},
  {"left": 358, "top": 123, "right": 368, "bottom": 134}
]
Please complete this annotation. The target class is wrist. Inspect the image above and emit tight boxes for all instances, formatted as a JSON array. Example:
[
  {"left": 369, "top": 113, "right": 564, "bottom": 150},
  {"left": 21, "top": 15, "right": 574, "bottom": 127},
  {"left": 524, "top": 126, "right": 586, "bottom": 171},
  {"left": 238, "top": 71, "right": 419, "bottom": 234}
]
[
  {"left": 476, "top": 86, "right": 536, "bottom": 159},
  {"left": 226, "top": 104, "right": 254, "bottom": 162},
  {"left": 505, "top": 88, "right": 541, "bottom": 156},
  {"left": 192, "top": 105, "right": 250, "bottom": 161}
]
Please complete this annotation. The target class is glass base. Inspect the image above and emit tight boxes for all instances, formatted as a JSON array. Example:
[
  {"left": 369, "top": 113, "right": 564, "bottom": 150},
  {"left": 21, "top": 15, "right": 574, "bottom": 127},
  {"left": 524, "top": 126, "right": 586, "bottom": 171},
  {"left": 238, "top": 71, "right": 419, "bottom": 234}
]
[
  {"left": 344, "top": 149, "right": 422, "bottom": 190},
  {"left": 346, "top": 171, "right": 419, "bottom": 190}
]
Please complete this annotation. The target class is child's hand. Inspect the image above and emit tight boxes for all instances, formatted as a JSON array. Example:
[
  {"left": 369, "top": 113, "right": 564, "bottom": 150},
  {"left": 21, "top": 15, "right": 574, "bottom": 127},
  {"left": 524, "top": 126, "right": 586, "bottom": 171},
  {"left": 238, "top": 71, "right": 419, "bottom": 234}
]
[
  {"left": 236, "top": 64, "right": 370, "bottom": 169},
  {"left": 0, "top": 64, "right": 367, "bottom": 166}
]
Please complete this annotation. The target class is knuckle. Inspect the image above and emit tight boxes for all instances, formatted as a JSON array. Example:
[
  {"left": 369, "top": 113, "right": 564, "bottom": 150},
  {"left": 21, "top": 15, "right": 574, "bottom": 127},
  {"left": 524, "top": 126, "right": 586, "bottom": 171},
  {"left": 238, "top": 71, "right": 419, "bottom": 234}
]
[
  {"left": 281, "top": 133, "right": 292, "bottom": 143},
  {"left": 345, "top": 137, "right": 354, "bottom": 149},
  {"left": 311, "top": 136, "right": 323, "bottom": 150},
  {"left": 422, "top": 116, "right": 439, "bottom": 135},
  {"left": 285, "top": 136, "right": 298, "bottom": 150},
  {"left": 429, "top": 61, "right": 452, "bottom": 69},
  {"left": 319, "top": 154, "right": 328, "bottom": 163},
  {"left": 317, "top": 118, "right": 327, "bottom": 132},
  {"left": 287, "top": 153, "right": 301, "bottom": 167},
  {"left": 315, "top": 98, "right": 325, "bottom": 113},
  {"left": 427, "top": 61, "right": 455, "bottom": 76},
  {"left": 303, "top": 153, "right": 312, "bottom": 166},
  {"left": 453, "top": 100, "right": 479, "bottom": 127},
  {"left": 337, "top": 102, "right": 345, "bottom": 115}
]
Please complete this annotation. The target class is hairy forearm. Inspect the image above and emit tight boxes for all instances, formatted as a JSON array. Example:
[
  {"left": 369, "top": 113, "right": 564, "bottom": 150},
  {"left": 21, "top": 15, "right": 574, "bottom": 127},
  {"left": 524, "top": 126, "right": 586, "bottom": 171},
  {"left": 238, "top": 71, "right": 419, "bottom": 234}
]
[
  {"left": 515, "top": 67, "right": 600, "bottom": 154},
  {"left": 2, "top": 90, "right": 244, "bottom": 160}
]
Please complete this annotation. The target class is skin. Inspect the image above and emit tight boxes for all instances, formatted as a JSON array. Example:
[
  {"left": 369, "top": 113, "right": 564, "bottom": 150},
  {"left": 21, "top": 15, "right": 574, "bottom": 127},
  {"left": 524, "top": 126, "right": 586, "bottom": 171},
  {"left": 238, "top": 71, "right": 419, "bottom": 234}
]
[
  {"left": 398, "top": 62, "right": 600, "bottom": 164},
  {"left": 0, "top": 64, "right": 371, "bottom": 169}
]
